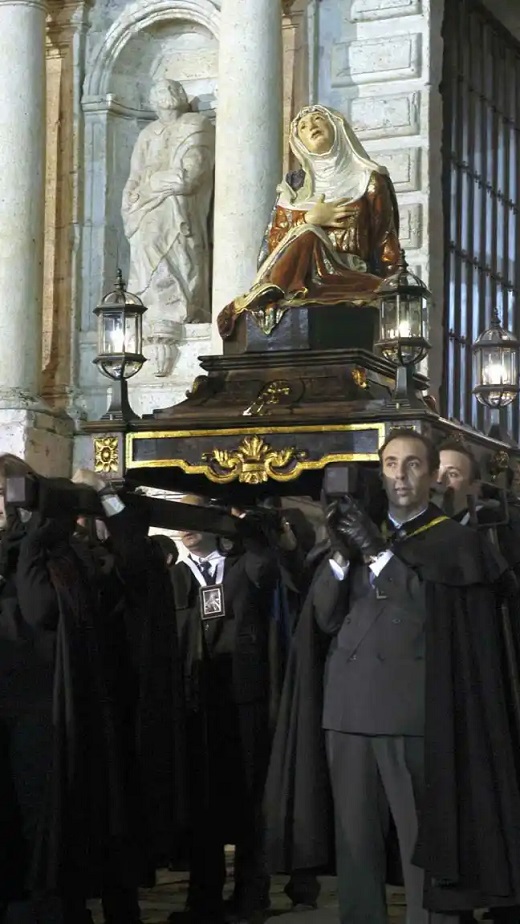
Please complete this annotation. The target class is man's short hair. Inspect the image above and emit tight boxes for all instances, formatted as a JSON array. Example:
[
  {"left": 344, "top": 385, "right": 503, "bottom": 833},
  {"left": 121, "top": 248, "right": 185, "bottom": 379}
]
[
  {"left": 151, "top": 534, "right": 178, "bottom": 563},
  {"left": 438, "top": 437, "right": 481, "bottom": 482},
  {"left": 378, "top": 428, "right": 440, "bottom": 474}
]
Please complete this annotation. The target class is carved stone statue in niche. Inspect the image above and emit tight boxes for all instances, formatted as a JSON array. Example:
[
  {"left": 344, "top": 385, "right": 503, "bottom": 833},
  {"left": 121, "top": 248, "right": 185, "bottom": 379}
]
[
  {"left": 217, "top": 104, "right": 400, "bottom": 340},
  {"left": 122, "top": 79, "right": 215, "bottom": 328}
]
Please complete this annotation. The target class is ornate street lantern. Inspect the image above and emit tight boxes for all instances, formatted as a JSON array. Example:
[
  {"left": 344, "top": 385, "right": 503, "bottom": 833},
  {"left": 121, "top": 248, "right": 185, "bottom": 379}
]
[
  {"left": 93, "top": 269, "right": 147, "bottom": 421},
  {"left": 472, "top": 307, "right": 520, "bottom": 409},
  {"left": 375, "top": 250, "right": 431, "bottom": 405},
  {"left": 376, "top": 250, "right": 431, "bottom": 365}
]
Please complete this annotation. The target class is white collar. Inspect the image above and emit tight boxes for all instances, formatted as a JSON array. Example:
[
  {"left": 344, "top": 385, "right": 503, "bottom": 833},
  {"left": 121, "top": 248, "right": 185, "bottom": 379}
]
[
  {"left": 388, "top": 506, "right": 428, "bottom": 529},
  {"left": 187, "top": 548, "right": 223, "bottom": 562},
  {"left": 183, "top": 549, "right": 226, "bottom": 587}
]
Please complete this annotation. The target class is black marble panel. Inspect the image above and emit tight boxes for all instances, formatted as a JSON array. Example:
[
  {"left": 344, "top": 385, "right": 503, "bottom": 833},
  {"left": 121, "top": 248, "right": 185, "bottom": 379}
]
[{"left": 129, "top": 425, "right": 382, "bottom": 467}]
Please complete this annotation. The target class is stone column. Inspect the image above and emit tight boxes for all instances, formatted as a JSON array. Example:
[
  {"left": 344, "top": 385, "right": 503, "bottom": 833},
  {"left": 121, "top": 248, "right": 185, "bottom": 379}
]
[
  {"left": 211, "top": 0, "right": 283, "bottom": 349},
  {"left": 0, "top": 0, "right": 73, "bottom": 475},
  {"left": 0, "top": 0, "right": 46, "bottom": 406}
]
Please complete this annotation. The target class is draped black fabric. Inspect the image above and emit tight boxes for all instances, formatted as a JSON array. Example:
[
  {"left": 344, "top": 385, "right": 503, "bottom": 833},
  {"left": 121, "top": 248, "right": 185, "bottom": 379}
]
[
  {"left": 130, "top": 541, "right": 188, "bottom": 868},
  {"left": 418, "top": 574, "right": 520, "bottom": 912},
  {"left": 264, "top": 553, "right": 333, "bottom": 874},
  {"left": 30, "top": 544, "right": 145, "bottom": 896},
  {"left": 73, "top": 514, "right": 189, "bottom": 871}
]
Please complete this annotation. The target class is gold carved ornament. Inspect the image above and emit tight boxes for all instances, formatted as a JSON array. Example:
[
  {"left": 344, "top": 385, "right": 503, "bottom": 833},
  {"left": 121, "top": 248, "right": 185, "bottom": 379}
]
[
  {"left": 243, "top": 380, "right": 291, "bottom": 416},
  {"left": 94, "top": 437, "right": 119, "bottom": 474},
  {"left": 202, "top": 435, "right": 308, "bottom": 485},
  {"left": 488, "top": 449, "right": 510, "bottom": 483},
  {"left": 351, "top": 367, "right": 367, "bottom": 389}
]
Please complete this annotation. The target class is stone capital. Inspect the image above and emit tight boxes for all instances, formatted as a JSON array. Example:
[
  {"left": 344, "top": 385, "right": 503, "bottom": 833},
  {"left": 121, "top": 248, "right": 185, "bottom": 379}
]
[
  {"left": 0, "top": 0, "right": 46, "bottom": 8},
  {"left": 46, "top": 0, "right": 92, "bottom": 49}
]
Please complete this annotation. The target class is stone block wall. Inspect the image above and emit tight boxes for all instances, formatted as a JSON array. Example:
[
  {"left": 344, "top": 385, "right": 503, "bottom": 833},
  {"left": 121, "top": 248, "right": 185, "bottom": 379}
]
[{"left": 314, "top": 0, "right": 445, "bottom": 393}]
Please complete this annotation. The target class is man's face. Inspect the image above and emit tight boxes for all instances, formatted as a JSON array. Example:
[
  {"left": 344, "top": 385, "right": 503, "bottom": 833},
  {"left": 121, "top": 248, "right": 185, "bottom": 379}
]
[
  {"left": 178, "top": 529, "right": 216, "bottom": 555},
  {"left": 381, "top": 437, "right": 437, "bottom": 514},
  {"left": 297, "top": 110, "right": 335, "bottom": 155},
  {"left": 438, "top": 449, "right": 476, "bottom": 512},
  {"left": 178, "top": 529, "right": 204, "bottom": 551}
]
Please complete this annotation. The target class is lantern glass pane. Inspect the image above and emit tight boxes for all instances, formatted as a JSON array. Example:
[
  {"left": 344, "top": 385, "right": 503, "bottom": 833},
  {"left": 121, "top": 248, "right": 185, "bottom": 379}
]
[
  {"left": 481, "top": 346, "right": 510, "bottom": 386},
  {"left": 508, "top": 346, "right": 518, "bottom": 382},
  {"left": 394, "top": 295, "right": 423, "bottom": 338},
  {"left": 99, "top": 357, "right": 142, "bottom": 380},
  {"left": 380, "top": 295, "right": 398, "bottom": 341},
  {"left": 124, "top": 312, "right": 139, "bottom": 355},
  {"left": 474, "top": 344, "right": 518, "bottom": 407},
  {"left": 99, "top": 309, "right": 125, "bottom": 355},
  {"left": 405, "top": 296, "right": 426, "bottom": 338},
  {"left": 398, "top": 341, "right": 424, "bottom": 365},
  {"left": 472, "top": 348, "right": 483, "bottom": 385}
]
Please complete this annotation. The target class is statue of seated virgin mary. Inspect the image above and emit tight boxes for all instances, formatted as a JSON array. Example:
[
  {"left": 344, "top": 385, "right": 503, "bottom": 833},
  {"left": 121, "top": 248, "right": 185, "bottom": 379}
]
[{"left": 217, "top": 104, "right": 401, "bottom": 339}]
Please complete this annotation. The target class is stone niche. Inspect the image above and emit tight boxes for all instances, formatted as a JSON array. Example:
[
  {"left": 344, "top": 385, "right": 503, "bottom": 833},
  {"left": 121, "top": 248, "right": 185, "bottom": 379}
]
[{"left": 79, "top": 0, "right": 219, "bottom": 421}]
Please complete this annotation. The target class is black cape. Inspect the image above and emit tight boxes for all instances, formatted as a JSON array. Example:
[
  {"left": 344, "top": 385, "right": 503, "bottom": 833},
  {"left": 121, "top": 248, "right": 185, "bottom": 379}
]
[
  {"left": 30, "top": 540, "right": 147, "bottom": 896},
  {"left": 264, "top": 507, "right": 520, "bottom": 912},
  {"left": 171, "top": 541, "right": 284, "bottom": 847},
  {"left": 31, "top": 515, "right": 188, "bottom": 894},
  {"left": 101, "top": 510, "right": 188, "bottom": 870}
]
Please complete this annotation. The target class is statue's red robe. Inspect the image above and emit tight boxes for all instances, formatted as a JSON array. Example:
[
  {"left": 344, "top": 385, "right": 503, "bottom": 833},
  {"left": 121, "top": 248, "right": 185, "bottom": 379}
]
[{"left": 217, "top": 170, "right": 400, "bottom": 338}]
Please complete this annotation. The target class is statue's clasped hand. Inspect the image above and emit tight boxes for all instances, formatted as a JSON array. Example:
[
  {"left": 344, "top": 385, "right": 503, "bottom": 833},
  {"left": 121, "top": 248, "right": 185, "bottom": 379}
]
[
  {"left": 327, "top": 496, "right": 386, "bottom": 560},
  {"left": 304, "top": 194, "right": 354, "bottom": 229}
]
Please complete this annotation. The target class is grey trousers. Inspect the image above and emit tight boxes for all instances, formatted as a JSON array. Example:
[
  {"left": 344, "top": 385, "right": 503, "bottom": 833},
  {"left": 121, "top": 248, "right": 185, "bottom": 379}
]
[{"left": 326, "top": 731, "right": 459, "bottom": 924}]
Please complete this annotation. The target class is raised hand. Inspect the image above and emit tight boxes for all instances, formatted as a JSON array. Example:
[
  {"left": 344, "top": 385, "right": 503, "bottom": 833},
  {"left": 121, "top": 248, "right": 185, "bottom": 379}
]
[
  {"left": 305, "top": 194, "right": 354, "bottom": 228},
  {"left": 328, "top": 496, "right": 387, "bottom": 559}
]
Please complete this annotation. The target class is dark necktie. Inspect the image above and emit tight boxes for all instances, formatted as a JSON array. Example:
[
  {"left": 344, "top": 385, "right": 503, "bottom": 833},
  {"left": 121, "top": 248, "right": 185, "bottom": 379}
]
[{"left": 193, "top": 557, "right": 213, "bottom": 585}]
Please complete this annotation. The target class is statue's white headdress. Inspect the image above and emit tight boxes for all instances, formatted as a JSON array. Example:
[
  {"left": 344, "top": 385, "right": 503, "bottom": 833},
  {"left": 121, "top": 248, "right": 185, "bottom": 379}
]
[{"left": 280, "top": 105, "right": 388, "bottom": 206}]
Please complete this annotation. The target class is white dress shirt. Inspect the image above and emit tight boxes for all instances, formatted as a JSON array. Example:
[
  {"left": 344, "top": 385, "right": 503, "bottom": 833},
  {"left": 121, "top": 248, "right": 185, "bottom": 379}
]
[{"left": 183, "top": 548, "right": 226, "bottom": 586}]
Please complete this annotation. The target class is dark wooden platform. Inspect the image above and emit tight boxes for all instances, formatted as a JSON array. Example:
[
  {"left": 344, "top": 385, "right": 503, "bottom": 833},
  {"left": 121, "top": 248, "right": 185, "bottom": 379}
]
[{"left": 82, "top": 306, "right": 518, "bottom": 498}]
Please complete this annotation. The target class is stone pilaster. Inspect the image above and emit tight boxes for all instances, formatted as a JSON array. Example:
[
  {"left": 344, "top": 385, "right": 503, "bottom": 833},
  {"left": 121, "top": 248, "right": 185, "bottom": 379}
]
[
  {"left": 211, "top": 0, "right": 283, "bottom": 350},
  {"left": 0, "top": 0, "right": 47, "bottom": 407},
  {"left": 0, "top": 0, "right": 74, "bottom": 473},
  {"left": 45, "top": 0, "right": 92, "bottom": 415},
  {"left": 315, "top": 0, "right": 443, "bottom": 395},
  {"left": 282, "top": 0, "right": 312, "bottom": 176}
]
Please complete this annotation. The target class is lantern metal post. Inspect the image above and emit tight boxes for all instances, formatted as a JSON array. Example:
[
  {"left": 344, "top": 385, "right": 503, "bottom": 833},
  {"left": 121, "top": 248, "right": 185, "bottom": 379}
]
[
  {"left": 472, "top": 307, "right": 520, "bottom": 443},
  {"left": 93, "top": 270, "right": 147, "bottom": 422},
  {"left": 375, "top": 250, "right": 431, "bottom": 408}
]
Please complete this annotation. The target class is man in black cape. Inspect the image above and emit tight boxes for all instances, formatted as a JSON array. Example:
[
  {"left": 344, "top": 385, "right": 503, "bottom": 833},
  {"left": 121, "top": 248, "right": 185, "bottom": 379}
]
[
  {"left": 68, "top": 472, "right": 188, "bottom": 886},
  {"left": 438, "top": 438, "right": 520, "bottom": 924},
  {"left": 0, "top": 485, "right": 151, "bottom": 924},
  {"left": 438, "top": 437, "right": 520, "bottom": 576},
  {"left": 170, "top": 495, "right": 296, "bottom": 924},
  {"left": 264, "top": 428, "right": 520, "bottom": 922},
  {"left": 0, "top": 465, "right": 187, "bottom": 924}
]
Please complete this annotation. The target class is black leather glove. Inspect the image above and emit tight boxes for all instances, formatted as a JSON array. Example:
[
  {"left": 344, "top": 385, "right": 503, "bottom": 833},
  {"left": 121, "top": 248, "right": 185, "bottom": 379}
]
[
  {"left": 327, "top": 496, "right": 387, "bottom": 559},
  {"left": 324, "top": 501, "right": 356, "bottom": 562}
]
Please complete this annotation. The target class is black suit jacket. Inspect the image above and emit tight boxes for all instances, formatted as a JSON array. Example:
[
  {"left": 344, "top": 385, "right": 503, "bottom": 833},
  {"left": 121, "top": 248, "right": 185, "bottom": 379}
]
[
  {"left": 315, "top": 554, "right": 426, "bottom": 735},
  {"left": 172, "top": 544, "right": 279, "bottom": 707}
]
